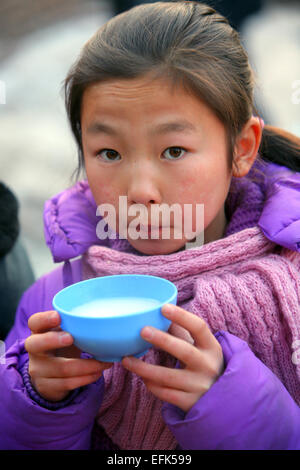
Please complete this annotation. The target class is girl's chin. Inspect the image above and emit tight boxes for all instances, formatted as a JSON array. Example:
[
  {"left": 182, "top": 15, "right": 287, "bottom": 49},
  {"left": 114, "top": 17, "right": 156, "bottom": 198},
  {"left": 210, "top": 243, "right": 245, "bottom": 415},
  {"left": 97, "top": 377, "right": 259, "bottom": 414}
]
[{"left": 127, "top": 237, "right": 187, "bottom": 255}]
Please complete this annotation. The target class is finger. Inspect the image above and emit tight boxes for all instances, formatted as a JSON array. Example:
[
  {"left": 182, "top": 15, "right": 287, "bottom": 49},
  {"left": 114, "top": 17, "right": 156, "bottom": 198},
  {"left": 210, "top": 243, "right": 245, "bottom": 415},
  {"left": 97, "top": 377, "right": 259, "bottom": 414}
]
[
  {"left": 25, "top": 330, "right": 73, "bottom": 355},
  {"left": 143, "top": 380, "right": 196, "bottom": 413},
  {"left": 29, "top": 356, "right": 112, "bottom": 379},
  {"left": 28, "top": 311, "right": 60, "bottom": 334},
  {"left": 162, "top": 304, "right": 218, "bottom": 350},
  {"left": 54, "top": 342, "right": 83, "bottom": 359},
  {"left": 35, "top": 372, "right": 104, "bottom": 402},
  {"left": 122, "top": 356, "right": 200, "bottom": 392},
  {"left": 140, "top": 325, "right": 201, "bottom": 369},
  {"left": 168, "top": 323, "right": 194, "bottom": 345}
]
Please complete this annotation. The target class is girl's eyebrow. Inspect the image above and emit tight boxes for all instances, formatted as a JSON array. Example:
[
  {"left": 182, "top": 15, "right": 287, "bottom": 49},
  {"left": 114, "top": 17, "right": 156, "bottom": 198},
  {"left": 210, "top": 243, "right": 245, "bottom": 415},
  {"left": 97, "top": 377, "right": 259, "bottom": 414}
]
[{"left": 86, "top": 120, "right": 197, "bottom": 136}]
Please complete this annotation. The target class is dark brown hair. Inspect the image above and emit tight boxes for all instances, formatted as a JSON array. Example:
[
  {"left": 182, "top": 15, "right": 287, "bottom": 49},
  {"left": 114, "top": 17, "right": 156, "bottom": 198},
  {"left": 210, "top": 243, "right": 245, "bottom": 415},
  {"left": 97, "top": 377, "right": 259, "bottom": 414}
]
[{"left": 64, "top": 0, "right": 300, "bottom": 178}]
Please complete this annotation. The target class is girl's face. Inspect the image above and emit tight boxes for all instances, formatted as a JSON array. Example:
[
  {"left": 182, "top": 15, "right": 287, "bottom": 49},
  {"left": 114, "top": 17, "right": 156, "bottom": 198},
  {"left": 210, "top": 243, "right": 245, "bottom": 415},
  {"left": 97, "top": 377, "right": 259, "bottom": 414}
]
[{"left": 81, "top": 75, "right": 233, "bottom": 255}]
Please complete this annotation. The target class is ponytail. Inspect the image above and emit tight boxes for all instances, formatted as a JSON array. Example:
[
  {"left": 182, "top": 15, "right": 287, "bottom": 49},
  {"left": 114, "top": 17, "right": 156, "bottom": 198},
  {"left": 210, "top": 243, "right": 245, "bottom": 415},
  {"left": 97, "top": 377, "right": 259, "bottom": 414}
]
[{"left": 259, "top": 125, "right": 300, "bottom": 172}]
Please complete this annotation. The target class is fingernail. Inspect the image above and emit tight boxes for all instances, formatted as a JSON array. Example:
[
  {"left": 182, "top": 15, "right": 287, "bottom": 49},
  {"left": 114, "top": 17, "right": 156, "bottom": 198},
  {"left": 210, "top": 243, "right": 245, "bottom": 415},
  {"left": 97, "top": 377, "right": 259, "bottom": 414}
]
[
  {"left": 162, "top": 304, "right": 174, "bottom": 317},
  {"left": 49, "top": 311, "right": 59, "bottom": 323},
  {"left": 142, "top": 326, "right": 154, "bottom": 340},
  {"left": 59, "top": 332, "right": 72, "bottom": 345}
]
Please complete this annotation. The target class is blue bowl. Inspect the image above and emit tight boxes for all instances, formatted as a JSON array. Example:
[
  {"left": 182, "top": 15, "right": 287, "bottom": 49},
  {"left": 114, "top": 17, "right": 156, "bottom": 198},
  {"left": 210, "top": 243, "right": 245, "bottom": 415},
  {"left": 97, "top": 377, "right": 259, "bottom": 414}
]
[{"left": 52, "top": 274, "right": 177, "bottom": 362}]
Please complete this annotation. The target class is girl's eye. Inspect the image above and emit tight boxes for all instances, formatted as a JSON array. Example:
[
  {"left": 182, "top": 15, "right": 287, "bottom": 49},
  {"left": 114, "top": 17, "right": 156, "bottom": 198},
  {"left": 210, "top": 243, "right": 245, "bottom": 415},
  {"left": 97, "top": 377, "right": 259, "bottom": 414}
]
[
  {"left": 162, "top": 147, "right": 186, "bottom": 160},
  {"left": 96, "top": 147, "right": 186, "bottom": 162},
  {"left": 96, "top": 149, "right": 121, "bottom": 162}
]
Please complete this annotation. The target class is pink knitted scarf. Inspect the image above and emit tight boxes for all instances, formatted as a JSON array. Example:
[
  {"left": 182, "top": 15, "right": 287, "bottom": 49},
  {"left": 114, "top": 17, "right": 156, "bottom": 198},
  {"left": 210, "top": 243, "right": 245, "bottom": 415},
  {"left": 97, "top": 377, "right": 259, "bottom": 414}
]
[{"left": 82, "top": 227, "right": 300, "bottom": 450}]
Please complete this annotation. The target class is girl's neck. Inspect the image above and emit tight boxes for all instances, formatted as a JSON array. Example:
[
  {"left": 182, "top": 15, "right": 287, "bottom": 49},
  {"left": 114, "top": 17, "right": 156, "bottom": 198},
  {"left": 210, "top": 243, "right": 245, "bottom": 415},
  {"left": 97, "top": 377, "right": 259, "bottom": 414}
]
[
  {"left": 204, "top": 206, "right": 228, "bottom": 244},
  {"left": 184, "top": 206, "right": 228, "bottom": 250}
]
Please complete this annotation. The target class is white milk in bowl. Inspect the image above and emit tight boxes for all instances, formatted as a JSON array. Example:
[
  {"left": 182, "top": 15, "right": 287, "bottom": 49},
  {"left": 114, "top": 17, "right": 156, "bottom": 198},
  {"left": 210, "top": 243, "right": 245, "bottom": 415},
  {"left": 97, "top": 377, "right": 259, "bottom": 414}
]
[{"left": 71, "top": 297, "right": 161, "bottom": 317}]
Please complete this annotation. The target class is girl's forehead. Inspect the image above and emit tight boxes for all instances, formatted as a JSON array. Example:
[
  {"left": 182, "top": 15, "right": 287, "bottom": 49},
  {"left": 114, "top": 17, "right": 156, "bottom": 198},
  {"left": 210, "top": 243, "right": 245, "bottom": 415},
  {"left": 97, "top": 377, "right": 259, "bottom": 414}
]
[
  {"left": 80, "top": 77, "right": 227, "bottom": 147},
  {"left": 81, "top": 77, "right": 207, "bottom": 122},
  {"left": 79, "top": 74, "right": 229, "bottom": 142},
  {"left": 82, "top": 75, "right": 193, "bottom": 104}
]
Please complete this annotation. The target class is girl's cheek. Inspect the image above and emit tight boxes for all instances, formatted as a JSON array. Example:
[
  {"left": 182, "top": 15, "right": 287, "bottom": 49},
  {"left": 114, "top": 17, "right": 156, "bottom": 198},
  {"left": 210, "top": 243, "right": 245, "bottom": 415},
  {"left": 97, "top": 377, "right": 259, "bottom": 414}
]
[{"left": 176, "top": 175, "right": 205, "bottom": 204}]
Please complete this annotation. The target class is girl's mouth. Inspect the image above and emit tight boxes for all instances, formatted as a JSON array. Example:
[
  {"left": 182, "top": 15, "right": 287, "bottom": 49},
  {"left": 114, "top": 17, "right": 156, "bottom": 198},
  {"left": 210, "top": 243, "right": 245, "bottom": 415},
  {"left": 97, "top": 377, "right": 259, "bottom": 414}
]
[{"left": 138, "top": 224, "right": 163, "bottom": 236}]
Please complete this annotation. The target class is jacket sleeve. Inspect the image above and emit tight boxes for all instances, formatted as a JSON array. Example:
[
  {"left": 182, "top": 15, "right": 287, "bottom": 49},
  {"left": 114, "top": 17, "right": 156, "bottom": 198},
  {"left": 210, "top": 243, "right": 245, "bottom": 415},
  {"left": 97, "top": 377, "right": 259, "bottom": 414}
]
[
  {"left": 0, "top": 276, "right": 104, "bottom": 450},
  {"left": 162, "top": 331, "right": 300, "bottom": 450}
]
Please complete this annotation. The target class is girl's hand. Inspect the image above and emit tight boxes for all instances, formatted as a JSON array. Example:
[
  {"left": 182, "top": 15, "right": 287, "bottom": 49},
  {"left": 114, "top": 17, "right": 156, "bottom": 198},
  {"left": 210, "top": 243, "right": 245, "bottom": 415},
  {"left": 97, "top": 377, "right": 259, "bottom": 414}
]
[
  {"left": 121, "top": 304, "right": 224, "bottom": 413},
  {"left": 25, "top": 310, "right": 112, "bottom": 402}
]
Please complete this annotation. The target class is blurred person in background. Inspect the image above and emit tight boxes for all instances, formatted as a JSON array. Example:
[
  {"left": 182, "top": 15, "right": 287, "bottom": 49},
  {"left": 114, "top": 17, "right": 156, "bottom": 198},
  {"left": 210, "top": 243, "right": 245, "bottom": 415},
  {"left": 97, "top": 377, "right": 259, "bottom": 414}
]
[{"left": 0, "top": 183, "right": 34, "bottom": 340}]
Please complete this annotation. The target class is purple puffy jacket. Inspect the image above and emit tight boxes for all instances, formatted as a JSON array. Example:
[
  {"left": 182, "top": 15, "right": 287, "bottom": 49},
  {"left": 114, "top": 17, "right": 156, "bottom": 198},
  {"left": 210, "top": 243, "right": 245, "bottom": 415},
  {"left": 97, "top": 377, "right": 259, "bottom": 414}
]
[{"left": 1, "top": 161, "right": 300, "bottom": 450}]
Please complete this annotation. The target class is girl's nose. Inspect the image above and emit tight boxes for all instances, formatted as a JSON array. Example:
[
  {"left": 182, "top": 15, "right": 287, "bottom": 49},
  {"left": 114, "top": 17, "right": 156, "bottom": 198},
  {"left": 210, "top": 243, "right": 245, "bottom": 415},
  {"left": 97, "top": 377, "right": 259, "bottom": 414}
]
[{"left": 127, "top": 163, "right": 162, "bottom": 207}]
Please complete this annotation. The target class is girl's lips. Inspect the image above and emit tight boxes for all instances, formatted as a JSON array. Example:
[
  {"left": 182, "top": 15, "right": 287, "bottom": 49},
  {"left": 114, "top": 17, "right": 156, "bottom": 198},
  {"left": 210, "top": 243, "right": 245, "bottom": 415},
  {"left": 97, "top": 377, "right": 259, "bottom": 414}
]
[
  {"left": 137, "top": 225, "right": 175, "bottom": 238},
  {"left": 141, "top": 224, "right": 161, "bottom": 230},
  {"left": 127, "top": 224, "right": 181, "bottom": 241},
  {"left": 139, "top": 224, "right": 162, "bottom": 234}
]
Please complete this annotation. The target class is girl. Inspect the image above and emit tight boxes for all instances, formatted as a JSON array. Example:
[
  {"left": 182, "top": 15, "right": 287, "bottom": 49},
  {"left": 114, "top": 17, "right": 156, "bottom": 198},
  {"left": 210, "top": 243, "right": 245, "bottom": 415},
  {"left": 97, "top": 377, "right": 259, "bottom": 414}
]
[{"left": 1, "top": 1, "right": 300, "bottom": 450}]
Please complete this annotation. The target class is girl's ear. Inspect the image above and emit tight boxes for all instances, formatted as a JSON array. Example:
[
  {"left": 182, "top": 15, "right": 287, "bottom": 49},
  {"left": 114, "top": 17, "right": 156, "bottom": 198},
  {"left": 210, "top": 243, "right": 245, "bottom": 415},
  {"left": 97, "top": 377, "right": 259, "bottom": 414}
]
[{"left": 232, "top": 116, "right": 263, "bottom": 178}]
